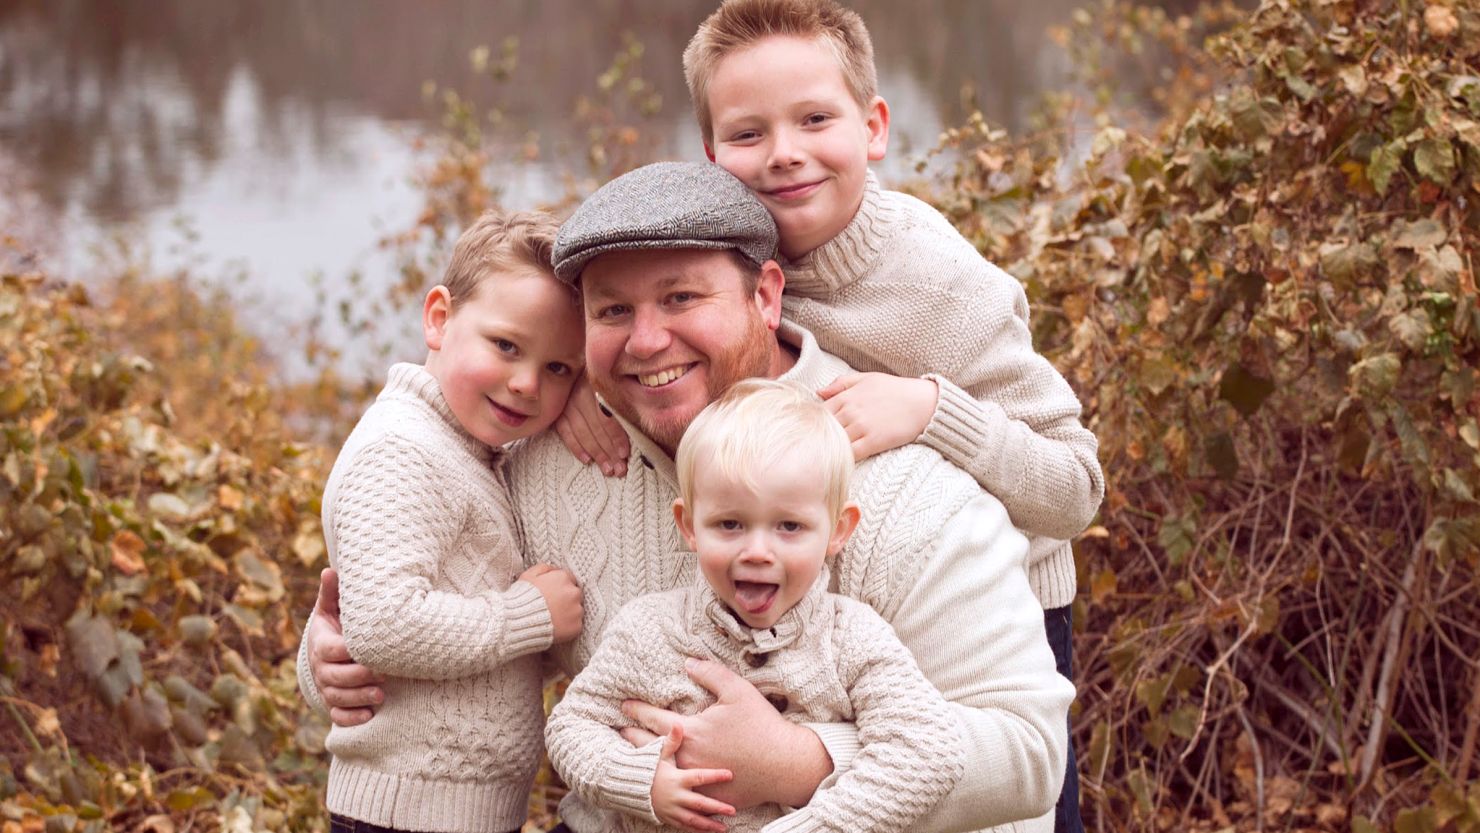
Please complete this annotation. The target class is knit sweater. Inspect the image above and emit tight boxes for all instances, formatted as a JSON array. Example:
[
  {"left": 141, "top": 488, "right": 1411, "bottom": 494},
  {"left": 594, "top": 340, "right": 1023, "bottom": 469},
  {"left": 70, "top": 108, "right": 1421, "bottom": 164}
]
[
  {"left": 545, "top": 569, "right": 965, "bottom": 833},
  {"left": 306, "top": 363, "right": 555, "bottom": 833},
  {"left": 504, "top": 323, "right": 1074, "bottom": 833},
  {"left": 780, "top": 172, "right": 1104, "bottom": 609}
]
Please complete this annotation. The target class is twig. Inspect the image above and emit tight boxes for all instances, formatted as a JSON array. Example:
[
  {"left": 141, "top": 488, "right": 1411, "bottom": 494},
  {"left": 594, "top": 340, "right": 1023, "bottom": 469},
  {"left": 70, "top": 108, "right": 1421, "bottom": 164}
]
[
  {"left": 1356, "top": 541, "right": 1423, "bottom": 792},
  {"left": 3, "top": 700, "right": 43, "bottom": 754},
  {"left": 1236, "top": 704, "right": 1265, "bottom": 833},
  {"left": 1456, "top": 664, "right": 1480, "bottom": 783},
  {"left": 1182, "top": 613, "right": 1260, "bottom": 761}
]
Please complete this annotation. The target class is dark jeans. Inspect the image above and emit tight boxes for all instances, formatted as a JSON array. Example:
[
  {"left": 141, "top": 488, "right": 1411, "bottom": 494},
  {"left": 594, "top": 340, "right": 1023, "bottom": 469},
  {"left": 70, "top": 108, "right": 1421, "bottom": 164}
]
[
  {"left": 1045, "top": 604, "right": 1084, "bottom": 833},
  {"left": 329, "top": 813, "right": 518, "bottom": 833},
  {"left": 554, "top": 609, "right": 1085, "bottom": 833}
]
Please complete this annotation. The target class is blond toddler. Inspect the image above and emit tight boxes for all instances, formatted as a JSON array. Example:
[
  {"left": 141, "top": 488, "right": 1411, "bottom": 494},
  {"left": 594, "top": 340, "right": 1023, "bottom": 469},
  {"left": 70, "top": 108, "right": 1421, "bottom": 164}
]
[
  {"left": 299, "top": 210, "right": 586, "bottom": 833},
  {"left": 546, "top": 379, "right": 964, "bottom": 833}
]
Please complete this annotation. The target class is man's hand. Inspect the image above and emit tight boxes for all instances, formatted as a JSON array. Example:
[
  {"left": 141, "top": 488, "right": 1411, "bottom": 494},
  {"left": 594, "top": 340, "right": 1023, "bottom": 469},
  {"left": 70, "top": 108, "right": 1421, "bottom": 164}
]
[
  {"left": 308, "top": 568, "right": 384, "bottom": 727},
  {"left": 520, "top": 564, "right": 584, "bottom": 644},
  {"left": 650, "top": 725, "right": 736, "bottom": 833},
  {"left": 817, "top": 372, "right": 939, "bottom": 462},
  {"left": 621, "top": 658, "right": 832, "bottom": 810},
  {"left": 554, "top": 375, "right": 630, "bottom": 477}
]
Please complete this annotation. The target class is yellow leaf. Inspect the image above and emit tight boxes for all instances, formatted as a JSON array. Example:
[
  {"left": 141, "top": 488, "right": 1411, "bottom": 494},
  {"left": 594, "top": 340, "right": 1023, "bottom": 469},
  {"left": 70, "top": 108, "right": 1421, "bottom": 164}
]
[
  {"left": 1424, "top": 3, "right": 1458, "bottom": 38},
  {"left": 34, "top": 708, "right": 60, "bottom": 738}
]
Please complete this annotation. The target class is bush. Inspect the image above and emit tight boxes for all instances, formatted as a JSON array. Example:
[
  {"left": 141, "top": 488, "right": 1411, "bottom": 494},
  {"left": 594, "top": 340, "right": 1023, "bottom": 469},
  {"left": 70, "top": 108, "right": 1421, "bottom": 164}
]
[{"left": 930, "top": 1, "right": 1480, "bottom": 828}]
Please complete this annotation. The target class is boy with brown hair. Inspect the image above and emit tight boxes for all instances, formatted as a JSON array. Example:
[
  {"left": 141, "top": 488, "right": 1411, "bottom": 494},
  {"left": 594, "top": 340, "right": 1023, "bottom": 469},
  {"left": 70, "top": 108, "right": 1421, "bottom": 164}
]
[
  {"left": 302, "top": 209, "right": 586, "bottom": 833},
  {"left": 556, "top": 2, "right": 1101, "bottom": 830}
]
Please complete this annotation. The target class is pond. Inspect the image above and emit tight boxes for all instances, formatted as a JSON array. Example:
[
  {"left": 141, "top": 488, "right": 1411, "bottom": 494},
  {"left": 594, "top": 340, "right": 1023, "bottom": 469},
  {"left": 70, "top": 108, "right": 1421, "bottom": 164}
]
[{"left": 0, "top": 0, "right": 1190, "bottom": 375}]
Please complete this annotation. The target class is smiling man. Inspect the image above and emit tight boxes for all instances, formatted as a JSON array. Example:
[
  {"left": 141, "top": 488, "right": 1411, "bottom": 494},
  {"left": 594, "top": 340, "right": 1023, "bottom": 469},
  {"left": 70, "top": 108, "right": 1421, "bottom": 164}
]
[{"left": 301, "top": 161, "right": 1072, "bottom": 833}]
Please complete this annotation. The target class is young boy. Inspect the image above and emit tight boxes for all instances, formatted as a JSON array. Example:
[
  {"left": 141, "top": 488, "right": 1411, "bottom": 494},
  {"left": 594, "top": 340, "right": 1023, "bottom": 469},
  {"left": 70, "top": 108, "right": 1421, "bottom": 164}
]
[
  {"left": 300, "top": 209, "right": 586, "bottom": 833},
  {"left": 555, "top": 2, "right": 1101, "bottom": 829},
  {"left": 545, "top": 379, "right": 964, "bottom": 833}
]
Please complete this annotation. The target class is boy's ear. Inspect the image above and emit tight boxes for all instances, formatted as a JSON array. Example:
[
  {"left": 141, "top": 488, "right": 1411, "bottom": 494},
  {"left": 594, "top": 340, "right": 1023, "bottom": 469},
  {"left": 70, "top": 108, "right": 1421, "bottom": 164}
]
[
  {"left": 865, "top": 96, "right": 890, "bottom": 162},
  {"left": 703, "top": 141, "right": 716, "bottom": 162},
  {"left": 827, "top": 502, "right": 862, "bottom": 557},
  {"left": 672, "top": 498, "right": 698, "bottom": 551},
  {"left": 423, "top": 285, "right": 454, "bottom": 351}
]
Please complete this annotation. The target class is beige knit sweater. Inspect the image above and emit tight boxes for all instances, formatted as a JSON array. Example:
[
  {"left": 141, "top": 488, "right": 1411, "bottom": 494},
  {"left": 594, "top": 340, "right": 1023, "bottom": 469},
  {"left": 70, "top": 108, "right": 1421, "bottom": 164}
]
[
  {"left": 505, "top": 324, "right": 1073, "bottom": 833},
  {"left": 780, "top": 172, "right": 1104, "bottom": 609},
  {"left": 308, "top": 363, "right": 554, "bottom": 833},
  {"left": 545, "top": 570, "right": 964, "bottom": 833}
]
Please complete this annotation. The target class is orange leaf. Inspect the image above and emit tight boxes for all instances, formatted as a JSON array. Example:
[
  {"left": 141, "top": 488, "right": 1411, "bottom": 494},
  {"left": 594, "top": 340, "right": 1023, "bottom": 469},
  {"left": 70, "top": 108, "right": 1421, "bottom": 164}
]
[{"left": 110, "top": 530, "right": 148, "bottom": 575}]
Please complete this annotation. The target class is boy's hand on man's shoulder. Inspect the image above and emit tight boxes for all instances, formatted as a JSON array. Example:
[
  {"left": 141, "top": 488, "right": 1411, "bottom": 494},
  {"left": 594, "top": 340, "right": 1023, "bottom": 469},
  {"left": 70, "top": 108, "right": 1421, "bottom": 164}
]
[
  {"left": 521, "top": 564, "right": 584, "bottom": 643},
  {"left": 554, "top": 374, "right": 631, "bottom": 477},
  {"left": 818, "top": 372, "right": 939, "bottom": 462}
]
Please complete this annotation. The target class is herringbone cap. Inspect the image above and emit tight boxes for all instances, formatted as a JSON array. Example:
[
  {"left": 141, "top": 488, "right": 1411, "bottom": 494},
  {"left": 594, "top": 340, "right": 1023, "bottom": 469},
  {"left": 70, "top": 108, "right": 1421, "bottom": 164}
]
[{"left": 552, "top": 161, "right": 778, "bottom": 284}]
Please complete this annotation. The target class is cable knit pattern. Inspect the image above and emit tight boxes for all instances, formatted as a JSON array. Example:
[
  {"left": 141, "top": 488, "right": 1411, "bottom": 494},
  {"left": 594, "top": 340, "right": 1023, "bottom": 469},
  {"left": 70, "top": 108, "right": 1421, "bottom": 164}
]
[
  {"left": 502, "top": 324, "right": 1074, "bottom": 833},
  {"left": 546, "top": 569, "right": 965, "bottom": 833},
  {"left": 313, "top": 362, "right": 554, "bottom": 833},
  {"left": 780, "top": 172, "right": 1104, "bottom": 608}
]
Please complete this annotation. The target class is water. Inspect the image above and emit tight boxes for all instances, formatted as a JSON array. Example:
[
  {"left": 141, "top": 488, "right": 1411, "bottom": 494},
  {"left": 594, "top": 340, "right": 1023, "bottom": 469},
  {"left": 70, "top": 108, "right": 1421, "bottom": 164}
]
[{"left": 0, "top": 0, "right": 1184, "bottom": 375}]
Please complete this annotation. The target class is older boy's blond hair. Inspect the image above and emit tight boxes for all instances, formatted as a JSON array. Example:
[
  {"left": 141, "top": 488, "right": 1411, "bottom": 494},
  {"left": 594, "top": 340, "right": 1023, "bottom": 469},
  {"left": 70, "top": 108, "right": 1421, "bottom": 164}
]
[
  {"left": 683, "top": 0, "right": 878, "bottom": 145},
  {"left": 443, "top": 209, "right": 564, "bottom": 306},
  {"left": 676, "top": 379, "right": 854, "bottom": 520}
]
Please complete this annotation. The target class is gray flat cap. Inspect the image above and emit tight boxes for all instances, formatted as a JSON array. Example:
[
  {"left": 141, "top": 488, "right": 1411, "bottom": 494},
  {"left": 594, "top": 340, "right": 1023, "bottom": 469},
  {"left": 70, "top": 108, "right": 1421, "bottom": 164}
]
[{"left": 553, "top": 161, "right": 778, "bottom": 284}]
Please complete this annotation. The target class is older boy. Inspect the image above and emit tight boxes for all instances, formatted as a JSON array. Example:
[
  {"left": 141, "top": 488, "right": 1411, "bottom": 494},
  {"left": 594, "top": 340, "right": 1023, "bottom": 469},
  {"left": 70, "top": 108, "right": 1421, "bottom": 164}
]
[{"left": 546, "top": 380, "right": 964, "bottom": 833}]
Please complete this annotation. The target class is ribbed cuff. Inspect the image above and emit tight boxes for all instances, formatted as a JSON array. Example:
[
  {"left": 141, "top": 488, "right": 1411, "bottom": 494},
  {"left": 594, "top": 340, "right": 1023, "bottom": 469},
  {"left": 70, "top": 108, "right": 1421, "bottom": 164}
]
[
  {"left": 598, "top": 736, "right": 663, "bottom": 823},
  {"left": 1028, "top": 541, "right": 1078, "bottom": 610},
  {"left": 802, "top": 722, "right": 860, "bottom": 778},
  {"left": 297, "top": 615, "right": 328, "bottom": 715},
  {"left": 503, "top": 580, "right": 556, "bottom": 657},
  {"left": 918, "top": 373, "right": 997, "bottom": 466}
]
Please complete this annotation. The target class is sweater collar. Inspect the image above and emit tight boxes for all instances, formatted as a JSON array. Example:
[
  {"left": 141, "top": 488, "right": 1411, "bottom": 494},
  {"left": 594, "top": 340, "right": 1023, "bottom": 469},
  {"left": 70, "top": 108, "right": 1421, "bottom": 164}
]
[
  {"left": 382, "top": 362, "right": 502, "bottom": 468},
  {"left": 692, "top": 564, "right": 829, "bottom": 656},
  {"left": 596, "top": 321, "right": 849, "bottom": 478},
  {"left": 780, "top": 170, "right": 895, "bottom": 296}
]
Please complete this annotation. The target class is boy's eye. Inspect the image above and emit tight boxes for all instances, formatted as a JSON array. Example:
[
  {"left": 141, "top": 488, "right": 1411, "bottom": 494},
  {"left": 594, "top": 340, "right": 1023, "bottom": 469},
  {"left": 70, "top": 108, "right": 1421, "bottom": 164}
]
[
  {"left": 546, "top": 362, "right": 572, "bottom": 377},
  {"left": 492, "top": 338, "right": 518, "bottom": 354},
  {"left": 778, "top": 521, "right": 804, "bottom": 533},
  {"left": 717, "top": 519, "right": 742, "bottom": 531},
  {"left": 804, "top": 113, "right": 830, "bottom": 126}
]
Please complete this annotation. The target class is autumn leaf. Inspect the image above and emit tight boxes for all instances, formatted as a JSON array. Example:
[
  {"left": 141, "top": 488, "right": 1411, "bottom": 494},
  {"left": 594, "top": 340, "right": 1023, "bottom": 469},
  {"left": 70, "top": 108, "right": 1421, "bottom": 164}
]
[{"left": 110, "top": 529, "right": 148, "bottom": 575}]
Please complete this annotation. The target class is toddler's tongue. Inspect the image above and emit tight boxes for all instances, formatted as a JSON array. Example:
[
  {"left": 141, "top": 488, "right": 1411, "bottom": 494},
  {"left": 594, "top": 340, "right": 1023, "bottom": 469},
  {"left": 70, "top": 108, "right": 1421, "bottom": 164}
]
[{"left": 733, "top": 581, "right": 778, "bottom": 613}]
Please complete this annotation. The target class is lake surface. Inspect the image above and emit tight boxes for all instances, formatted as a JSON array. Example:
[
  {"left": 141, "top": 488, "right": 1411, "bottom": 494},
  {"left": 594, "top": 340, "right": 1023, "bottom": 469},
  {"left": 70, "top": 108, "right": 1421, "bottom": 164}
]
[{"left": 0, "top": 0, "right": 1189, "bottom": 375}]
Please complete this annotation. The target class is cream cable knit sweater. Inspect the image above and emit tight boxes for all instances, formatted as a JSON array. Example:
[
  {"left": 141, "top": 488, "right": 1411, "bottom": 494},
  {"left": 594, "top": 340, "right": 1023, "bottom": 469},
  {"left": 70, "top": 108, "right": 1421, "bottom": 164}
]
[
  {"left": 545, "top": 571, "right": 964, "bottom": 833},
  {"left": 780, "top": 172, "right": 1104, "bottom": 609},
  {"left": 503, "top": 324, "right": 1073, "bottom": 833},
  {"left": 312, "top": 363, "right": 554, "bottom": 833}
]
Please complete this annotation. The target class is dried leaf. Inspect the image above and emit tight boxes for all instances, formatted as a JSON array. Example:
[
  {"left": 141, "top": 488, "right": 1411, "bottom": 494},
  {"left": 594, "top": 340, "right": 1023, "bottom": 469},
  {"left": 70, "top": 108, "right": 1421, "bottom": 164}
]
[
  {"left": 1423, "top": 3, "right": 1459, "bottom": 38},
  {"left": 109, "top": 530, "right": 147, "bottom": 576},
  {"left": 1413, "top": 138, "right": 1457, "bottom": 184}
]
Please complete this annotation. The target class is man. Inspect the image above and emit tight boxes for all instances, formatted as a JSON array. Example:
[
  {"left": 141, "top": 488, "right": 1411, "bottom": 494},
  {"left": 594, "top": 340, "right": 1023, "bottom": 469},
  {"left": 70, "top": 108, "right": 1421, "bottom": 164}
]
[{"left": 301, "top": 162, "right": 1073, "bottom": 833}]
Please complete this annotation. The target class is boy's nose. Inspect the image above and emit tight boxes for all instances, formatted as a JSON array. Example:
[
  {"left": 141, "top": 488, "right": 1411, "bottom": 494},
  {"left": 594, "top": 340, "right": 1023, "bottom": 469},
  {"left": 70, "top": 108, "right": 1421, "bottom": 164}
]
[
  {"left": 738, "top": 535, "right": 774, "bottom": 563},
  {"left": 508, "top": 366, "right": 540, "bottom": 398},
  {"left": 768, "top": 132, "right": 804, "bottom": 170}
]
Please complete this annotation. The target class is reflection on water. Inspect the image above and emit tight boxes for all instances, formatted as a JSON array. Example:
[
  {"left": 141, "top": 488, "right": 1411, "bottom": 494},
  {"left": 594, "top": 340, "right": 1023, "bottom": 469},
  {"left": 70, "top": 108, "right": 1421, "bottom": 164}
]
[{"left": 0, "top": 0, "right": 1190, "bottom": 372}]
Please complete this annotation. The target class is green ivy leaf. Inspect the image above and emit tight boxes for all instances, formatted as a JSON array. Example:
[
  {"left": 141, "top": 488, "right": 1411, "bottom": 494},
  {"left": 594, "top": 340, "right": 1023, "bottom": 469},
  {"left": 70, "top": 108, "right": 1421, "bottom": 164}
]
[
  {"left": 1413, "top": 138, "right": 1456, "bottom": 184},
  {"left": 1219, "top": 363, "right": 1275, "bottom": 416},
  {"left": 1368, "top": 140, "right": 1406, "bottom": 195}
]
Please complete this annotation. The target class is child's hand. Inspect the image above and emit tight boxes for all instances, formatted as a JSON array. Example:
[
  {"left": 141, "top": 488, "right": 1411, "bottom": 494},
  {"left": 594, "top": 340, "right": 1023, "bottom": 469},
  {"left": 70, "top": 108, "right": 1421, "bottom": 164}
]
[
  {"left": 650, "top": 725, "right": 736, "bottom": 833},
  {"left": 554, "top": 375, "right": 630, "bottom": 477},
  {"left": 818, "top": 372, "right": 939, "bottom": 462},
  {"left": 521, "top": 564, "right": 583, "bottom": 644}
]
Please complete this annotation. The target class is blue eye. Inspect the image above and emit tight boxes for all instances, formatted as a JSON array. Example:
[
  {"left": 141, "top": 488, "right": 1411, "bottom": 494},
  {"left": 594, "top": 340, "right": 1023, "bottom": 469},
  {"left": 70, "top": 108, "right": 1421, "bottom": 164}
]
[
  {"left": 493, "top": 338, "right": 517, "bottom": 354},
  {"left": 547, "top": 362, "right": 572, "bottom": 377}
]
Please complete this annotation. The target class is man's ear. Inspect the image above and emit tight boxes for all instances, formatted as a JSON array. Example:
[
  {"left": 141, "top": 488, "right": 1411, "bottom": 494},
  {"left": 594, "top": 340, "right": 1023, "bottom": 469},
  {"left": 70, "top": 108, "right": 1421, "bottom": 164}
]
[
  {"left": 754, "top": 260, "right": 786, "bottom": 331},
  {"left": 865, "top": 96, "right": 890, "bottom": 162},
  {"left": 673, "top": 498, "right": 698, "bottom": 551},
  {"left": 827, "top": 502, "right": 862, "bottom": 557},
  {"left": 423, "top": 285, "right": 454, "bottom": 351}
]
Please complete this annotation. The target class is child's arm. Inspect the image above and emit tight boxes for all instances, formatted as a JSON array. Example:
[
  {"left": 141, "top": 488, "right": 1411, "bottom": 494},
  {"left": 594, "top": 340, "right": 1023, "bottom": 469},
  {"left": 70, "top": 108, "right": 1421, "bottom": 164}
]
[
  {"left": 332, "top": 435, "right": 569, "bottom": 680},
  {"left": 545, "top": 601, "right": 735, "bottom": 831},
  {"left": 759, "top": 602, "right": 964, "bottom": 833},
  {"left": 553, "top": 372, "right": 631, "bottom": 477},
  {"left": 819, "top": 263, "right": 1103, "bottom": 542}
]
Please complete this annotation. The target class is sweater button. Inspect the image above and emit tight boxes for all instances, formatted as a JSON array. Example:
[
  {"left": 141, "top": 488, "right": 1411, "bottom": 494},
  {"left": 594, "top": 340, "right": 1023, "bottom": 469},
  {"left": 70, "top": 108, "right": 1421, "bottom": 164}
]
[
  {"left": 746, "top": 652, "right": 769, "bottom": 668},
  {"left": 765, "top": 694, "right": 789, "bottom": 713}
]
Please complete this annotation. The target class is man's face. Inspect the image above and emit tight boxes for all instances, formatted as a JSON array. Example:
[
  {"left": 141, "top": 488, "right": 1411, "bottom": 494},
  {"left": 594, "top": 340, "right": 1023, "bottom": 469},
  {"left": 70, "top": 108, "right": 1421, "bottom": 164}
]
[{"left": 580, "top": 249, "right": 784, "bottom": 453}]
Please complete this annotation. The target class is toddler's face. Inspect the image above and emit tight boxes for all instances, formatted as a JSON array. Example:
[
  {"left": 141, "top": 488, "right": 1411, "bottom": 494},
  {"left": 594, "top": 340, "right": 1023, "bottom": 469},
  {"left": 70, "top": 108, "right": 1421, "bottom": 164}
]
[
  {"left": 675, "top": 454, "right": 856, "bottom": 630},
  {"left": 705, "top": 34, "right": 888, "bottom": 261},
  {"left": 424, "top": 268, "right": 585, "bottom": 448}
]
